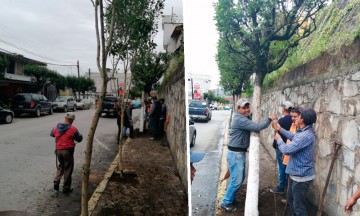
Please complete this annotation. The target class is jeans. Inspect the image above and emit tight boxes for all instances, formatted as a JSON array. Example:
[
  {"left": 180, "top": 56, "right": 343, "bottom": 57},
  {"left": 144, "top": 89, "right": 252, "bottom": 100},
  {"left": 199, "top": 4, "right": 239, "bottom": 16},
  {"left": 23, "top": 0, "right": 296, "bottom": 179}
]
[
  {"left": 221, "top": 151, "right": 246, "bottom": 206},
  {"left": 288, "top": 179, "right": 312, "bottom": 216},
  {"left": 276, "top": 148, "right": 288, "bottom": 189}
]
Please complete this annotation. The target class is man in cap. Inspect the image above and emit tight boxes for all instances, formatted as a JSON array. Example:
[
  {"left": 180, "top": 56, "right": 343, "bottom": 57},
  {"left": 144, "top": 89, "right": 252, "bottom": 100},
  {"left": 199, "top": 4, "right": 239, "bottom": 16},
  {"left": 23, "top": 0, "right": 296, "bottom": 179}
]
[
  {"left": 272, "top": 108, "right": 317, "bottom": 216},
  {"left": 270, "top": 101, "right": 294, "bottom": 194},
  {"left": 220, "top": 98, "right": 277, "bottom": 212},
  {"left": 50, "top": 112, "right": 83, "bottom": 194},
  {"left": 190, "top": 151, "right": 205, "bottom": 184}
]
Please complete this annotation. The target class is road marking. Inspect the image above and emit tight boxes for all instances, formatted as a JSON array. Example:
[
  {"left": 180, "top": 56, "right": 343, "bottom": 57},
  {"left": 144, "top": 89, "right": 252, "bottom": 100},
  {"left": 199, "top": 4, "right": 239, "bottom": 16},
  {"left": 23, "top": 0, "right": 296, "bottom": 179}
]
[{"left": 94, "top": 136, "right": 110, "bottom": 152}]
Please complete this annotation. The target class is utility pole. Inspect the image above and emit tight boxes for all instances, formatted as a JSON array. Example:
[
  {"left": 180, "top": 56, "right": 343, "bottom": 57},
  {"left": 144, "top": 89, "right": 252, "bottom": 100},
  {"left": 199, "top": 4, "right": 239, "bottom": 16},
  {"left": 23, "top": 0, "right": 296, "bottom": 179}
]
[
  {"left": 88, "top": 68, "right": 91, "bottom": 78},
  {"left": 188, "top": 78, "right": 194, "bottom": 100},
  {"left": 77, "top": 60, "right": 80, "bottom": 78}
]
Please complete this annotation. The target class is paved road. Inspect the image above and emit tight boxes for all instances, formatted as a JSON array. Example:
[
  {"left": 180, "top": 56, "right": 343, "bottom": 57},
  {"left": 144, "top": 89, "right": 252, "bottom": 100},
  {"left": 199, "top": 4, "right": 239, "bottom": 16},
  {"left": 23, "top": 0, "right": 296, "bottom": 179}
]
[
  {"left": 0, "top": 109, "right": 119, "bottom": 215},
  {"left": 191, "top": 110, "right": 231, "bottom": 216}
]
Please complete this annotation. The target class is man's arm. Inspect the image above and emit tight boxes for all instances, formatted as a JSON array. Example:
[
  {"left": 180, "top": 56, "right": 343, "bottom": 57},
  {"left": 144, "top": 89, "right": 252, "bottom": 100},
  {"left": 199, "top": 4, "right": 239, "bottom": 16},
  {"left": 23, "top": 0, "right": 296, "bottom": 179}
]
[
  {"left": 276, "top": 131, "right": 313, "bottom": 154},
  {"left": 239, "top": 117, "right": 271, "bottom": 132},
  {"left": 73, "top": 129, "right": 83, "bottom": 142},
  {"left": 345, "top": 188, "right": 360, "bottom": 213},
  {"left": 50, "top": 128, "right": 55, "bottom": 137}
]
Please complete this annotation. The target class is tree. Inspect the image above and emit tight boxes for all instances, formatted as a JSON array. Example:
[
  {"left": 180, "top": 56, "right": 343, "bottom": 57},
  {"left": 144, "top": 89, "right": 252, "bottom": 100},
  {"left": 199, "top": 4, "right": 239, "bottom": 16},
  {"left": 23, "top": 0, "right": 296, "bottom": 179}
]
[
  {"left": 47, "top": 70, "right": 67, "bottom": 92},
  {"left": 215, "top": 0, "right": 326, "bottom": 214},
  {"left": 132, "top": 51, "right": 171, "bottom": 95},
  {"left": 0, "top": 56, "right": 9, "bottom": 79},
  {"left": 23, "top": 64, "right": 50, "bottom": 93}
]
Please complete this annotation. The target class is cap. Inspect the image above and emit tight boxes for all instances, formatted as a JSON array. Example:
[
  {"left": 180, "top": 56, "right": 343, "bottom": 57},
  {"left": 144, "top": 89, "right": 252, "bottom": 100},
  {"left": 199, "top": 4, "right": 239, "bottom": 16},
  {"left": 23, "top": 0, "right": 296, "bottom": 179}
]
[
  {"left": 301, "top": 108, "right": 317, "bottom": 125},
  {"left": 65, "top": 112, "right": 75, "bottom": 120},
  {"left": 236, "top": 98, "right": 250, "bottom": 108},
  {"left": 190, "top": 151, "right": 205, "bottom": 163},
  {"left": 282, "top": 101, "right": 294, "bottom": 109}
]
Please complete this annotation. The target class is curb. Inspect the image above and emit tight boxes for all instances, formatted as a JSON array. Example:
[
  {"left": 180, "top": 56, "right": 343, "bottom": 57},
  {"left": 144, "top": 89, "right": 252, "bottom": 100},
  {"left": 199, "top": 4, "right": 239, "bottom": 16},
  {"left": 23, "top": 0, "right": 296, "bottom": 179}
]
[
  {"left": 88, "top": 137, "right": 131, "bottom": 215},
  {"left": 215, "top": 118, "right": 230, "bottom": 215}
]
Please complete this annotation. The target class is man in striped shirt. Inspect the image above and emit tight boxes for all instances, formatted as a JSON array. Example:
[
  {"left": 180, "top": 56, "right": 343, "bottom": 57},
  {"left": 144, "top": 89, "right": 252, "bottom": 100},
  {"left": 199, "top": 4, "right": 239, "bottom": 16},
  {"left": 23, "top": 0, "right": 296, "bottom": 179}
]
[{"left": 272, "top": 108, "right": 317, "bottom": 216}]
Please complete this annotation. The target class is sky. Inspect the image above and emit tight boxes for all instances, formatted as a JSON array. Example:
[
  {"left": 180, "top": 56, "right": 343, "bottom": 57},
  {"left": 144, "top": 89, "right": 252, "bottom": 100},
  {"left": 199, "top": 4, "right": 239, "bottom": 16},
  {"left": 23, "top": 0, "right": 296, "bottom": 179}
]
[
  {"left": 184, "top": 0, "right": 220, "bottom": 89},
  {"left": 0, "top": 0, "right": 182, "bottom": 77}
]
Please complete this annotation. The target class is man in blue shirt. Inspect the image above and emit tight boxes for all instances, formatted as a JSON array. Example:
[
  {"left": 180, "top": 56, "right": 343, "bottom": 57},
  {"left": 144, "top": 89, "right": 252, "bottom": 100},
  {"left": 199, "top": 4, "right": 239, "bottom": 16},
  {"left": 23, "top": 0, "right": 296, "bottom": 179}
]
[
  {"left": 220, "top": 98, "right": 277, "bottom": 212},
  {"left": 272, "top": 108, "right": 317, "bottom": 216},
  {"left": 271, "top": 101, "right": 293, "bottom": 194}
]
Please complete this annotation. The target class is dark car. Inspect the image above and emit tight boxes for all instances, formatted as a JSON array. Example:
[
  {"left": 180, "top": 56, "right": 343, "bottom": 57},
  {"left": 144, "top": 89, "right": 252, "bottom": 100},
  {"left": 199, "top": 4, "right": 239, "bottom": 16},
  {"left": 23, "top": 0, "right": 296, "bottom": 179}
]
[
  {"left": 0, "top": 106, "right": 14, "bottom": 124},
  {"left": 11, "top": 93, "right": 53, "bottom": 117},
  {"left": 98, "top": 96, "right": 120, "bottom": 116},
  {"left": 189, "top": 100, "right": 212, "bottom": 122}
]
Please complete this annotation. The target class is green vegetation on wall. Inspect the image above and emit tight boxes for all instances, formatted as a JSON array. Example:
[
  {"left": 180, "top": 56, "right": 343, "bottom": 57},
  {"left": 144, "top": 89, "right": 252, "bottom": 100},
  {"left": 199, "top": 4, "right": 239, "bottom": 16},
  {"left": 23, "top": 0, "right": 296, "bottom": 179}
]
[
  {"left": 158, "top": 49, "right": 184, "bottom": 93},
  {"left": 264, "top": 0, "right": 360, "bottom": 88}
]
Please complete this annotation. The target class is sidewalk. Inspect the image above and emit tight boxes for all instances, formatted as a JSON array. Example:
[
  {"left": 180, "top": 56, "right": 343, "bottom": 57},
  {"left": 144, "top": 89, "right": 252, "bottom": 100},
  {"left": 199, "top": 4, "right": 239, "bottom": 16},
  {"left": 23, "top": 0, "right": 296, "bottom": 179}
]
[{"left": 89, "top": 134, "right": 188, "bottom": 215}]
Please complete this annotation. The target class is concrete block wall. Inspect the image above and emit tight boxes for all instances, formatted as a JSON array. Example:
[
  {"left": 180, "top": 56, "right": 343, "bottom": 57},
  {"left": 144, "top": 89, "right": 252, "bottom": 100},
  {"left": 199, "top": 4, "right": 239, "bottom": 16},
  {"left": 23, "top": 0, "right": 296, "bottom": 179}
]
[
  {"left": 159, "top": 65, "right": 187, "bottom": 193},
  {"left": 259, "top": 65, "right": 360, "bottom": 215}
]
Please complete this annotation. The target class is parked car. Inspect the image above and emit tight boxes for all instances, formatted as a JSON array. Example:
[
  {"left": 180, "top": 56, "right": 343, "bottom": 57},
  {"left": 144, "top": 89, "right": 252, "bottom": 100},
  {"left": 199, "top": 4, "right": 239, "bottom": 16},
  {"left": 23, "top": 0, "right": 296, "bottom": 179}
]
[
  {"left": 224, "top": 106, "right": 231, "bottom": 110},
  {"left": 11, "top": 93, "right": 53, "bottom": 117},
  {"left": 189, "top": 120, "right": 196, "bottom": 147},
  {"left": 76, "top": 98, "right": 91, "bottom": 110},
  {"left": 189, "top": 100, "right": 212, "bottom": 122},
  {"left": 99, "top": 96, "right": 119, "bottom": 116},
  {"left": 0, "top": 106, "right": 14, "bottom": 124},
  {"left": 52, "top": 96, "right": 76, "bottom": 112}
]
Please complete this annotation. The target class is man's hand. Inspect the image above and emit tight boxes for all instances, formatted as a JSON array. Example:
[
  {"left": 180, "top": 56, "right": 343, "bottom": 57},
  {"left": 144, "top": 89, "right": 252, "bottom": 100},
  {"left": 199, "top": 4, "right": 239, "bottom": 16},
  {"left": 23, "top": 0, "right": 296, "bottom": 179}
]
[
  {"left": 269, "top": 114, "right": 278, "bottom": 121},
  {"left": 274, "top": 132, "right": 281, "bottom": 141},
  {"left": 344, "top": 197, "right": 356, "bottom": 214},
  {"left": 272, "top": 121, "right": 282, "bottom": 131}
]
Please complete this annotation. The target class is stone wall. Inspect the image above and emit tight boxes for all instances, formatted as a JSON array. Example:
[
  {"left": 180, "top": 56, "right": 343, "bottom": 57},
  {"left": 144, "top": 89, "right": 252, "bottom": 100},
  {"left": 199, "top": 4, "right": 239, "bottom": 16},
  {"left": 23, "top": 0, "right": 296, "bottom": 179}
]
[
  {"left": 158, "top": 63, "right": 187, "bottom": 193},
  {"left": 259, "top": 42, "right": 360, "bottom": 215}
]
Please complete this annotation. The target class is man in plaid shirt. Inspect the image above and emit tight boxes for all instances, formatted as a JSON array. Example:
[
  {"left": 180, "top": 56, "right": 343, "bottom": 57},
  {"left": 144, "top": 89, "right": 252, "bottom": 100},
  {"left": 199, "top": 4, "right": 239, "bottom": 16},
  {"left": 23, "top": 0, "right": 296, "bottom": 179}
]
[{"left": 272, "top": 108, "right": 317, "bottom": 216}]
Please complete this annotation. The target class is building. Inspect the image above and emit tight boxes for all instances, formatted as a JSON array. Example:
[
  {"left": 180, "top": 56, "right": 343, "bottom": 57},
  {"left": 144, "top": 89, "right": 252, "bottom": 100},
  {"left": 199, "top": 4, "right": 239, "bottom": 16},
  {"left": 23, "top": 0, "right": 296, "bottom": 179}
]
[
  {"left": 0, "top": 50, "right": 47, "bottom": 106},
  {"left": 89, "top": 70, "right": 131, "bottom": 96},
  {"left": 187, "top": 73, "right": 212, "bottom": 100},
  {"left": 162, "top": 13, "right": 183, "bottom": 53}
]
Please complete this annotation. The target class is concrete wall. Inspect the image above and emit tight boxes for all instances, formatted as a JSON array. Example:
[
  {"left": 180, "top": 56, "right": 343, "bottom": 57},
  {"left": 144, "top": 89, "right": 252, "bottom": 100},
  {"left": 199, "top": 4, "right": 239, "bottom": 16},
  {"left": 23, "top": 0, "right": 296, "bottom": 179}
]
[
  {"left": 159, "top": 63, "right": 187, "bottom": 193},
  {"left": 258, "top": 39, "right": 360, "bottom": 215}
]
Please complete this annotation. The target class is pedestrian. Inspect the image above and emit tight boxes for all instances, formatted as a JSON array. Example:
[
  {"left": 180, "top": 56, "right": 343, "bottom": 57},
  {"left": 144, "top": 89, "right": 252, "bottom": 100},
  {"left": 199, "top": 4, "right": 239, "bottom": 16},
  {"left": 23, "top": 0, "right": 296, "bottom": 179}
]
[
  {"left": 190, "top": 151, "right": 205, "bottom": 184},
  {"left": 149, "top": 96, "right": 162, "bottom": 139},
  {"left": 50, "top": 112, "right": 83, "bottom": 194},
  {"left": 270, "top": 101, "right": 293, "bottom": 194},
  {"left": 220, "top": 98, "right": 277, "bottom": 212},
  {"left": 272, "top": 108, "right": 317, "bottom": 216},
  {"left": 123, "top": 102, "right": 133, "bottom": 138},
  {"left": 345, "top": 187, "right": 360, "bottom": 214},
  {"left": 159, "top": 98, "right": 167, "bottom": 138}
]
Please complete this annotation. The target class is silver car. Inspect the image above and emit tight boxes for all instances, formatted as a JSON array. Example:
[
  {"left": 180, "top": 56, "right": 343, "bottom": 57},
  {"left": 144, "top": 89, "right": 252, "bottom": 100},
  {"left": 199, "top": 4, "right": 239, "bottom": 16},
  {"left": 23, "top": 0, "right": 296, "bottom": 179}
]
[
  {"left": 76, "top": 98, "right": 91, "bottom": 110},
  {"left": 52, "top": 96, "right": 76, "bottom": 112},
  {"left": 189, "top": 120, "right": 196, "bottom": 147}
]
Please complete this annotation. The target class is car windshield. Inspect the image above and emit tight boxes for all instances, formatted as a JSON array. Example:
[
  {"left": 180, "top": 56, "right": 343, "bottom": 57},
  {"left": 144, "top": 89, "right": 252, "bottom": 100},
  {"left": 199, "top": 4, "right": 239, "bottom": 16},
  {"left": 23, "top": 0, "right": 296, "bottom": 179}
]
[
  {"left": 13, "top": 94, "right": 28, "bottom": 102},
  {"left": 189, "top": 101, "right": 207, "bottom": 108},
  {"left": 55, "top": 97, "right": 66, "bottom": 102}
]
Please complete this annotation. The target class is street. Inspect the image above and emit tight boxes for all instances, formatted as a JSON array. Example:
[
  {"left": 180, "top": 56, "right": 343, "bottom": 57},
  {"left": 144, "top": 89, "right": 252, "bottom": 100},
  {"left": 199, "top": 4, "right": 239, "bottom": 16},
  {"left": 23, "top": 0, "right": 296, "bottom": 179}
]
[
  {"left": 191, "top": 110, "right": 230, "bottom": 216},
  {"left": 0, "top": 109, "right": 119, "bottom": 215}
]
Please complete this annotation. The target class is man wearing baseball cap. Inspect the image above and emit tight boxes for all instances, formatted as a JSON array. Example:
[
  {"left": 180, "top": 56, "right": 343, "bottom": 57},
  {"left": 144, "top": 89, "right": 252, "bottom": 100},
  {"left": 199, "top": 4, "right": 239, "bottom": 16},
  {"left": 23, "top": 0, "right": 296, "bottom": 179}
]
[
  {"left": 50, "top": 112, "right": 83, "bottom": 194},
  {"left": 270, "top": 101, "right": 294, "bottom": 194},
  {"left": 272, "top": 108, "right": 317, "bottom": 216},
  {"left": 220, "top": 98, "right": 277, "bottom": 212}
]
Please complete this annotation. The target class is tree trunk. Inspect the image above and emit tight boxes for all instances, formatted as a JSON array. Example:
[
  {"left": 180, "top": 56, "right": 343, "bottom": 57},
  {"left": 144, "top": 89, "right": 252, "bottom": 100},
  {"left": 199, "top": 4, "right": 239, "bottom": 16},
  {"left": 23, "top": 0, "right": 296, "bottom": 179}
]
[{"left": 244, "top": 73, "right": 264, "bottom": 216}]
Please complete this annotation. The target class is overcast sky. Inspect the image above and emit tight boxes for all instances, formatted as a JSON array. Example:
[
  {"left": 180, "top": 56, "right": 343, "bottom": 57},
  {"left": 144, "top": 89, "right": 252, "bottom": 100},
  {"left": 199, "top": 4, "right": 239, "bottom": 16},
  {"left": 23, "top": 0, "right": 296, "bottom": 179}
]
[
  {"left": 184, "top": 0, "right": 220, "bottom": 88},
  {"left": 0, "top": 0, "right": 182, "bottom": 77}
]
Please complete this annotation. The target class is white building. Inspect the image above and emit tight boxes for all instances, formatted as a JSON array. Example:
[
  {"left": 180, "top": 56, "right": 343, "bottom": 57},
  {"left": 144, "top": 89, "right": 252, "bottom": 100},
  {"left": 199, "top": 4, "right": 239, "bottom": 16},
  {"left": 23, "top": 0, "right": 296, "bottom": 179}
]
[{"left": 162, "top": 13, "right": 183, "bottom": 53}]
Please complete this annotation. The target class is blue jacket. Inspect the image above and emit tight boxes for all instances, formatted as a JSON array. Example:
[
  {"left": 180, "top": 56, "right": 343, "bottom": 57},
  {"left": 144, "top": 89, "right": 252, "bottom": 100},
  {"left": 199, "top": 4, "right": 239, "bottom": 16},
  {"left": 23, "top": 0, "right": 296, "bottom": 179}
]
[{"left": 228, "top": 111, "right": 271, "bottom": 150}]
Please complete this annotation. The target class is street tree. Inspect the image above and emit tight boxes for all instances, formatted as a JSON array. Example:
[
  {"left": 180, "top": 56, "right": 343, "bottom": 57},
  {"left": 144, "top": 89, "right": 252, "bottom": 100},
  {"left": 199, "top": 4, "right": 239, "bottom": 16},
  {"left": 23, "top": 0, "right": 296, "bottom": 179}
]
[
  {"left": 23, "top": 64, "right": 51, "bottom": 93},
  {"left": 47, "top": 70, "right": 67, "bottom": 92},
  {"left": 215, "top": 0, "right": 326, "bottom": 214},
  {"left": 82, "top": 0, "right": 116, "bottom": 215},
  {"left": 0, "top": 56, "right": 9, "bottom": 79}
]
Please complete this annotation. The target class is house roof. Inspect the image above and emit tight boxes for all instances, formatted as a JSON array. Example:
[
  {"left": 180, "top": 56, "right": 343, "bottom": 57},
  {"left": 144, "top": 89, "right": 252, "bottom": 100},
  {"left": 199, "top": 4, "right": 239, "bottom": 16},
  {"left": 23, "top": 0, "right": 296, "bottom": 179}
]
[{"left": 0, "top": 50, "right": 47, "bottom": 66}]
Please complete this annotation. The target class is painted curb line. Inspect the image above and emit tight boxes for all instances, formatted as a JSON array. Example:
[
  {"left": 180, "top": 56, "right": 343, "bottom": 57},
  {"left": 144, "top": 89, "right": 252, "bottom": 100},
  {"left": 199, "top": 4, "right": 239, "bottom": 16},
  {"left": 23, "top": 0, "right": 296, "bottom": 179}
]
[
  {"left": 88, "top": 137, "right": 131, "bottom": 215},
  {"left": 215, "top": 118, "right": 230, "bottom": 215}
]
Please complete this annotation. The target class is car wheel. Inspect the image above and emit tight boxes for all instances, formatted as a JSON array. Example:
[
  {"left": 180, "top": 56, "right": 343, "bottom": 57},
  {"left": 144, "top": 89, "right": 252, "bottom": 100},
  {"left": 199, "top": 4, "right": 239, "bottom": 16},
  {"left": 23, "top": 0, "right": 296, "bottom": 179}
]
[
  {"left": 49, "top": 106, "right": 53, "bottom": 115},
  {"left": 63, "top": 106, "right": 68, "bottom": 112},
  {"left": 35, "top": 107, "right": 41, "bottom": 117},
  {"left": 73, "top": 106, "right": 76, "bottom": 111},
  {"left": 5, "top": 114, "right": 13, "bottom": 124},
  {"left": 190, "top": 132, "right": 196, "bottom": 147}
]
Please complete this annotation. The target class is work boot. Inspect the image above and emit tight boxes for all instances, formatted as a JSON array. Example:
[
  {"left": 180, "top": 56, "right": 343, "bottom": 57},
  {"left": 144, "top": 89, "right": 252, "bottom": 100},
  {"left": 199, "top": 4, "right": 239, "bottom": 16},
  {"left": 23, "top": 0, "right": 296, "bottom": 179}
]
[
  {"left": 54, "top": 181, "right": 59, "bottom": 191},
  {"left": 221, "top": 204, "right": 237, "bottom": 212},
  {"left": 270, "top": 186, "right": 285, "bottom": 194},
  {"left": 63, "top": 188, "right": 73, "bottom": 194}
]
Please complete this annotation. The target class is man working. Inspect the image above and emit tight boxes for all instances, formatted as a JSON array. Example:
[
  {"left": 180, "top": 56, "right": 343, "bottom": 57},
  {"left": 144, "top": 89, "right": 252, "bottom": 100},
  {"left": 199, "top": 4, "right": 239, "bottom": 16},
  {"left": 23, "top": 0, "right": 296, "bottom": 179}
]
[
  {"left": 270, "top": 101, "right": 293, "bottom": 194},
  {"left": 220, "top": 98, "right": 277, "bottom": 212},
  {"left": 51, "top": 112, "right": 83, "bottom": 194},
  {"left": 272, "top": 108, "right": 317, "bottom": 216}
]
